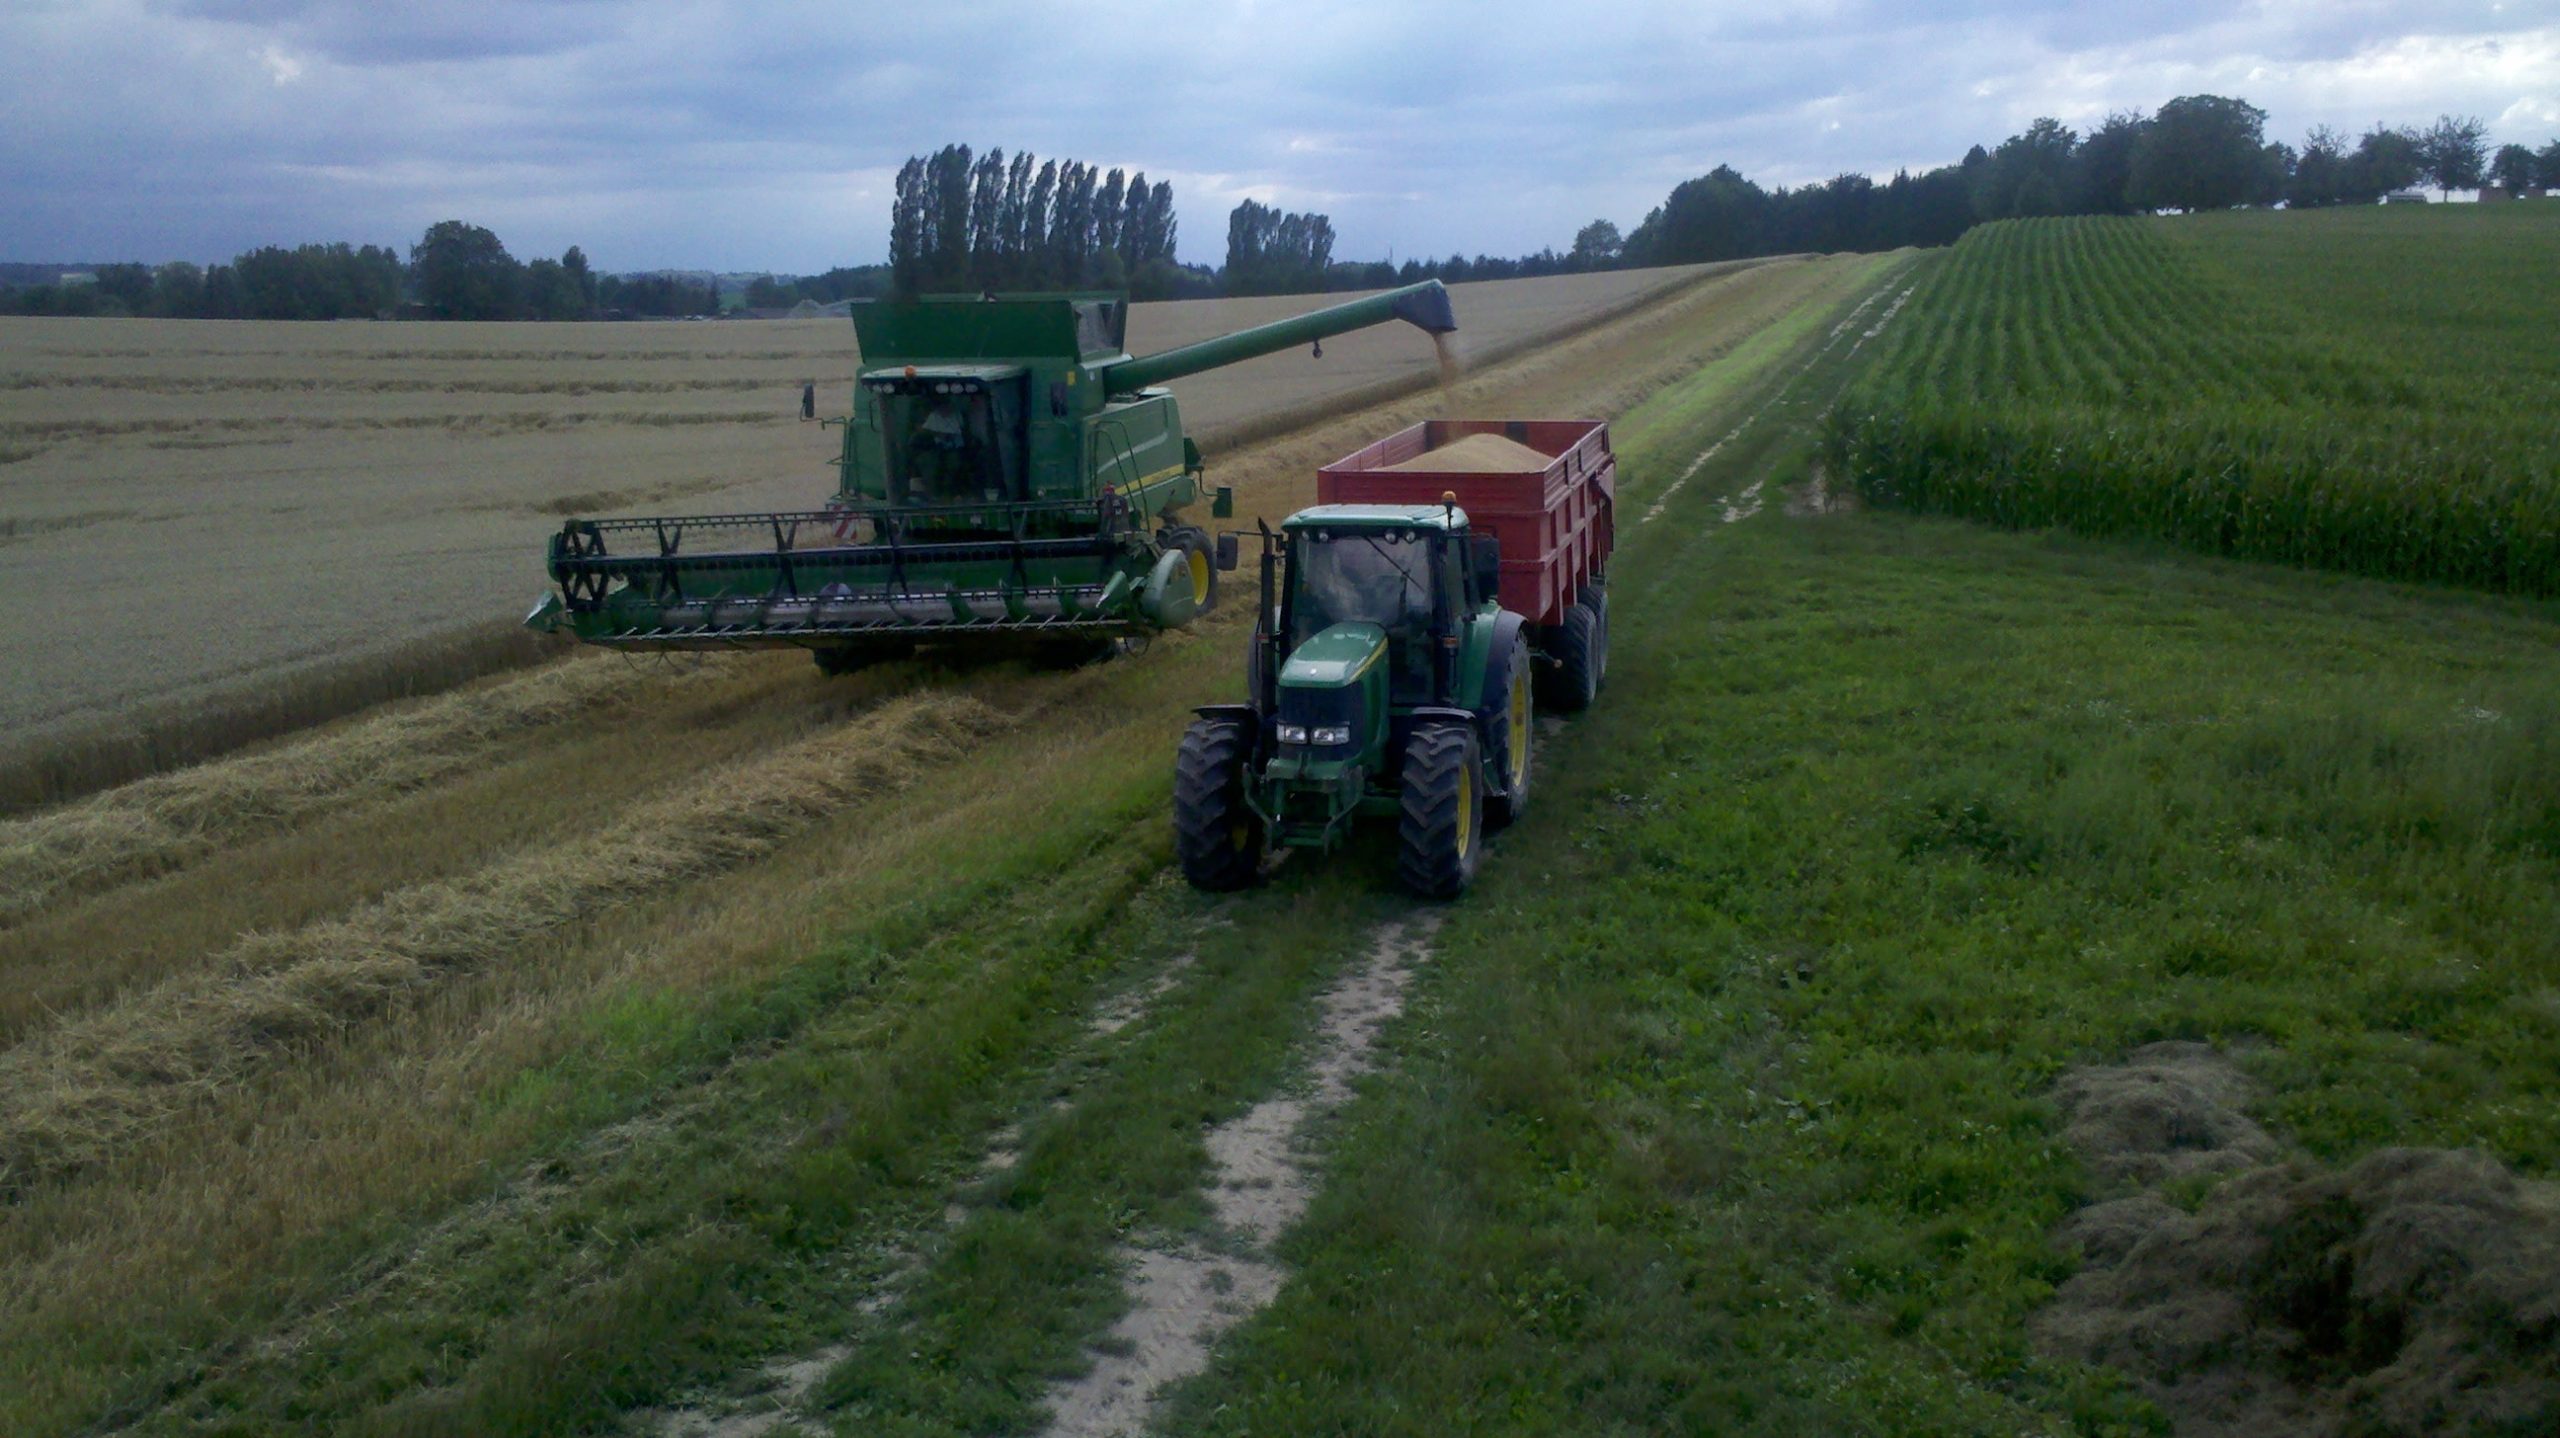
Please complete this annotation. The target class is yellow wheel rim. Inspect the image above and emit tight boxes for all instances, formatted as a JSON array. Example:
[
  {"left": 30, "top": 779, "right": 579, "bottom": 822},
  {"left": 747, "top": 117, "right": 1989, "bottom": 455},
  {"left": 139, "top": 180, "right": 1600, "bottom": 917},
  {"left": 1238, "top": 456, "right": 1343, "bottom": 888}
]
[
  {"left": 1187, "top": 548, "right": 1212, "bottom": 605},
  {"left": 1454, "top": 763, "right": 1474, "bottom": 858}
]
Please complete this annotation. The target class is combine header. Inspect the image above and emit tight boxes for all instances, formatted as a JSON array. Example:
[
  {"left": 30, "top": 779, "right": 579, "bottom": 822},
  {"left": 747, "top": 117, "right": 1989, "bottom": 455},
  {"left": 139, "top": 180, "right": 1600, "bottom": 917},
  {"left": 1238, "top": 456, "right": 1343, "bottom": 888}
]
[{"left": 526, "top": 282, "right": 1457, "bottom": 670}]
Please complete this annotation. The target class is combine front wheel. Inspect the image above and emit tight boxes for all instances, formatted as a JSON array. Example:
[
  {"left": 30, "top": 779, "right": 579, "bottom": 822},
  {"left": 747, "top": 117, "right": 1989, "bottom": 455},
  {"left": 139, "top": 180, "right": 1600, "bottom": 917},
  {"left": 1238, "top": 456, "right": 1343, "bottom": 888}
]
[
  {"left": 1174, "top": 716, "right": 1264, "bottom": 891},
  {"left": 812, "top": 638, "right": 915, "bottom": 676},
  {"left": 1396, "top": 725, "right": 1483, "bottom": 899},
  {"left": 1165, "top": 525, "right": 1221, "bottom": 617}
]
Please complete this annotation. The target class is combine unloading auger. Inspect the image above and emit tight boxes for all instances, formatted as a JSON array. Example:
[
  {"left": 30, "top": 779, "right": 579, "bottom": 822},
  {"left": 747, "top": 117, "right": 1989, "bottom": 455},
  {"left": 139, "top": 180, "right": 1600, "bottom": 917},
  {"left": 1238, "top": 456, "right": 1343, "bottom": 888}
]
[{"left": 525, "top": 282, "right": 1457, "bottom": 669}]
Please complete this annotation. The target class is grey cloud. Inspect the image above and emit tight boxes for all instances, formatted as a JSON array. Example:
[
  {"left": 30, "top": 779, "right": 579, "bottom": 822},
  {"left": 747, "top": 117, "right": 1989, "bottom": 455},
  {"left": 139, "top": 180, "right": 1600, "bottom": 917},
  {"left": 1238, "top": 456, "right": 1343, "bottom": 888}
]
[{"left": 3, "top": 1, "right": 2554, "bottom": 272}]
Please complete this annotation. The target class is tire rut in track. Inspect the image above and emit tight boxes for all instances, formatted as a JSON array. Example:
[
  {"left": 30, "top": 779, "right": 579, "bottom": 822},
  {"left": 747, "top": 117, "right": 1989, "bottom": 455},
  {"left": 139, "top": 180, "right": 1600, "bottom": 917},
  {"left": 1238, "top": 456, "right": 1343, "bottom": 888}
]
[{"left": 1035, "top": 916, "right": 1437, "bottom": 1438}]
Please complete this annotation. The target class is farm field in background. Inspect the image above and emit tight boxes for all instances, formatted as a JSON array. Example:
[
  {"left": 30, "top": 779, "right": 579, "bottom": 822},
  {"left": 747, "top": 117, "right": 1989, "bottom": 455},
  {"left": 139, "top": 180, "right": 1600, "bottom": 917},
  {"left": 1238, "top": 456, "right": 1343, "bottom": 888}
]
[
  {"left": 0, "top": 259, "right": 1742, "bottom": 778},
  {"left": 1826, "top": 205, "right": 2560, "bottom": 594}
]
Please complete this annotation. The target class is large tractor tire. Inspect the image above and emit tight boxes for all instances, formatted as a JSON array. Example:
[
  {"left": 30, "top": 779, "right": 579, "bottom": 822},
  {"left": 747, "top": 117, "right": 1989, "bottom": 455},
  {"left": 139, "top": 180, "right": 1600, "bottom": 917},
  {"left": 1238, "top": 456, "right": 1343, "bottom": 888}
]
[
  {"left": 1396, "top": 724, "right": 1484, "bottom": 900},
  {"left": 812, "top": 637, "right": 915, "bottom": 676},
  {"left": 1174, "top": 716, "right": 1264, "bottom": 891},
  {"left": 1478, "top": 629, "right": 1532, "bottom": 829},
  {"left": 1539, "top": 602, "right": 1602, "bottom": 714},
  {"left": 1164, "top": 525, "right": 1221, "bottom": 618}
]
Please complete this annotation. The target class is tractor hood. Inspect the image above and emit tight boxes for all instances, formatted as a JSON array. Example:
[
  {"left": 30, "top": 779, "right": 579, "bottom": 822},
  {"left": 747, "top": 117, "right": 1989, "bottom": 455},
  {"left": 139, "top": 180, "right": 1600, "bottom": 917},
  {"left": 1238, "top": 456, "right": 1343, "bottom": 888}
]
[{"left": 1279, "top": 622, "right": 1387, "bottom": 689}]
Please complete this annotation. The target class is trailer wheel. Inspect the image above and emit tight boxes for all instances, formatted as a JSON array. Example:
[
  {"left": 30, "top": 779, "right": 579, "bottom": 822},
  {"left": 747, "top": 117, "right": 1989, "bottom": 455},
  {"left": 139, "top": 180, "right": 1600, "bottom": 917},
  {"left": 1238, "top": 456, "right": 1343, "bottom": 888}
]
[
  {"left": 1165, "top": 525, "right": 1220, "bottom": 617},
  {"left": 1581, "top": 583, "right": 1609, "bottom": 689},
  {"left": 1174, "top": 716, "right": 1264, "bottom": 891},
  {"left": 1539, "top": 603, "right": 1601, "bottom": 714},
  {"left": 1479, "top": 631, "right": 1532, "bottom": 829},
  {"left": 812, "top": 638, "right": 914, "bottom": 676},
  {"left": 1396, "top": 724, "right": 1483, "bottom": 899}
]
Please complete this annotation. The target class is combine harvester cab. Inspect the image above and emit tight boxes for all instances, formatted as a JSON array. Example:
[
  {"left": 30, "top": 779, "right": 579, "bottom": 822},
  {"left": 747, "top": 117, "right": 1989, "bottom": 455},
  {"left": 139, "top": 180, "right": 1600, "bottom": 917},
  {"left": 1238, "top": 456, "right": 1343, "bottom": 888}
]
[
  {"left": 1176, "top": 419, "right": 1614, "bottom": 899},
  {"left": 525, "top": 283, "right": 1457, "bottom": 672}
]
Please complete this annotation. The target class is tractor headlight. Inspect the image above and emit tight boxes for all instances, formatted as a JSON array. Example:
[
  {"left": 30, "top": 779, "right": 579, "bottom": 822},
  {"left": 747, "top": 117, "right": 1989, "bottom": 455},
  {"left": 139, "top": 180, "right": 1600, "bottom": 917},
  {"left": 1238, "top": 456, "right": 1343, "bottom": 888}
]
[
  {"left": 1311, "top": 725, "right": 1352, "bottom": 747},
  {"left": 1276, "top": 723, "right": 1309, "bottom": 744}
]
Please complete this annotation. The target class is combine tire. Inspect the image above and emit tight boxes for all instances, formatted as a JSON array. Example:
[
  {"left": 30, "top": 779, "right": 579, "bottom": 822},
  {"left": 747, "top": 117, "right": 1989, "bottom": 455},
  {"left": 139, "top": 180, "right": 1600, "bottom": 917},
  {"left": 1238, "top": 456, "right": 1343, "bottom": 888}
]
[
  {"left": 1540, "top": 603, "right": 1601, "bottom": 714},
  {"left": 1479, "top": 630, "right": 1532, "bottom": 829},
  {"left": 1396, "top": 724, "right": 1483, "bottom": 899},
  {"left": 812, "top": 638, "right": 914, "bottom": 676},
  {"left": 1174, "top": 716, "right": 1264, "bottom": 891},
  {"left": 1166, "top": 525, "right": 1220, "bottom": 617}
]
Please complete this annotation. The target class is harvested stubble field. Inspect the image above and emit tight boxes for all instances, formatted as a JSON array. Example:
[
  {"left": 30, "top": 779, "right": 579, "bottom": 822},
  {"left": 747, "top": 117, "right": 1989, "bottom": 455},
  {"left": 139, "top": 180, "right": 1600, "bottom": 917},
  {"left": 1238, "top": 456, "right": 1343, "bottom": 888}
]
[
  {"left": 7, "top": 229, "right": 2555, "bottom": 1438},
  {"left": 0, "top": 261, "right": 1740, "bottom": 805}
]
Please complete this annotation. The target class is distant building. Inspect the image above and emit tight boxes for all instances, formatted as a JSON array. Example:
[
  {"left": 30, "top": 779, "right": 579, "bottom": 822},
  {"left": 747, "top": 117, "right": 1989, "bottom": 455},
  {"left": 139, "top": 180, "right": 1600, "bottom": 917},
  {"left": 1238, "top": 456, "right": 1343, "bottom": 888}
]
[
  {"left": 58, "top": 271, "right": 96, "bottom": 286},
  {"left": 2382, "top": 190, "right": 2429, "bottom": 205}
]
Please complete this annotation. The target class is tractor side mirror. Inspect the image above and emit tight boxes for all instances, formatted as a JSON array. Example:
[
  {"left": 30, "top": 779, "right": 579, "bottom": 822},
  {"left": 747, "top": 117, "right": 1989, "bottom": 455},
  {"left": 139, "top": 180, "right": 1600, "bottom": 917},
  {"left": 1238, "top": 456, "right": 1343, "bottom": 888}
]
[
  {"left": 1215, "top": 534, "right": 1240, "bottom": 571},
  {"left": 1468, "top": 534, "right": 1501, "bottom": 603},
  {"left": 800, "top": 382, "right": 816, "bottom": 421}
]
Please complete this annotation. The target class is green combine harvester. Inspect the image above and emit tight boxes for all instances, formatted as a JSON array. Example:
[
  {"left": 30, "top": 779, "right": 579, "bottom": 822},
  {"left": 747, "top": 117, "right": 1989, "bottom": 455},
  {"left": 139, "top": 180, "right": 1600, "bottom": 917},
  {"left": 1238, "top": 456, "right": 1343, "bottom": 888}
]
[{"left": 526, "top": 281, "right": 1457, "bottom": 670}]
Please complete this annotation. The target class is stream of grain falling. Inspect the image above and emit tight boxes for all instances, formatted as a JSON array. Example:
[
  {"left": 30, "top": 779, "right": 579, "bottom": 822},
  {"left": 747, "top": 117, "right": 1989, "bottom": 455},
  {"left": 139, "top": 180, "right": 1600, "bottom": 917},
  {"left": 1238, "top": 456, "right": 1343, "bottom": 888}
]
[{"left": 1434, "top": 332, "right": 1465, "bottom": 389}]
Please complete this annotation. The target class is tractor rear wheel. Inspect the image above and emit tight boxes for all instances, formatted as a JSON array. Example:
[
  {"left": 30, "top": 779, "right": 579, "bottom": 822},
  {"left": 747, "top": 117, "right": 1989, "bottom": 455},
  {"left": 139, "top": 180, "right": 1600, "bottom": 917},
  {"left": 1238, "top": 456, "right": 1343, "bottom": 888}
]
[
  {"left": 1540, "top": 603, "right": 1601, "bottom": 713},
  {"left": 1174, "top": 716, "right": 1264, "bottom": 891},
  {"left": 1479, "top": 632, "right": 1532, "bottom": 829},
  {"left": 1396, "top": 724, "right": 1483, "bottom": 899}
]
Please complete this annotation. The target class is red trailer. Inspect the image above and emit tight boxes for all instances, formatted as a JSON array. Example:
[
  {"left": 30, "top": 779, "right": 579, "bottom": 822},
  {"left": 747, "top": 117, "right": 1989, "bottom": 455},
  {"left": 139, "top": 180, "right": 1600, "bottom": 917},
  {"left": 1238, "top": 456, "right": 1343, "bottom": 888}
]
[{"left": 1315, "top": 418, "right": 1614, "bottom": 707}]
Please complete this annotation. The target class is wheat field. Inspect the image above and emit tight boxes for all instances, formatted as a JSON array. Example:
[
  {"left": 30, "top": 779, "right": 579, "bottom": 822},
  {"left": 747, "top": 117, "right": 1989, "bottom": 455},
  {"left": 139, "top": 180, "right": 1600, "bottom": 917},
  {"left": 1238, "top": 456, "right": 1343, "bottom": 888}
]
[{"left": 0, "top": 264, "right": 1736, "bottom": 765}]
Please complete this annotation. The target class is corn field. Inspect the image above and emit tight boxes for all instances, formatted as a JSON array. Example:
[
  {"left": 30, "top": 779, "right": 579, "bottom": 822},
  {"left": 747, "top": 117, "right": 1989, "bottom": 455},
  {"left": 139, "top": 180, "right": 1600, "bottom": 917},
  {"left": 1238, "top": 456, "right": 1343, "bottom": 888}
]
[{"left": 1824, "top": 209, "right": 2560, "bottom": 594}]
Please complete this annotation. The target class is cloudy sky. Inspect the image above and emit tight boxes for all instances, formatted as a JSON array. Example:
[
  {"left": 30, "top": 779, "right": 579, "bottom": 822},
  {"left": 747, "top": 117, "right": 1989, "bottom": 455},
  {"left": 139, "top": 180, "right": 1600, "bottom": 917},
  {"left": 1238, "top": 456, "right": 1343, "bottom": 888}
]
[{"left": 4, "top": 1, "right": 2556, "bottom": 273}]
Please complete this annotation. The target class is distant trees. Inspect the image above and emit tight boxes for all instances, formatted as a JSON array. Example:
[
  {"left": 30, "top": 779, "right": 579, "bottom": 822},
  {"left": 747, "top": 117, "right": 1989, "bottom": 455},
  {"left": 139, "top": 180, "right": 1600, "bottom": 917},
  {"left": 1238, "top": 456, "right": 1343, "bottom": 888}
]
[
  {"left": 2541, "top": 141, "right": 2560, "bottom": 189},
  {"left": 2417, "top": 114, "right": 2491, "bottom": 198},
  {"left": 1570, "top": 219, "right": 1623, "bottom": 268},
  {"left": 1222, "top": 199, "right": 1335, "bottom": 295},
  {"left": 412, "top": 222, "right": 525, "bottom": 320},
  {"left": 2127, "top": 95, "right": 2273, "bottom": 212},
  {"left": 888, "top": 144, "right": 1178, "bottom": 297},
  {"left": 2492, "top": 144, "right": 2537, "bottom": 192}
]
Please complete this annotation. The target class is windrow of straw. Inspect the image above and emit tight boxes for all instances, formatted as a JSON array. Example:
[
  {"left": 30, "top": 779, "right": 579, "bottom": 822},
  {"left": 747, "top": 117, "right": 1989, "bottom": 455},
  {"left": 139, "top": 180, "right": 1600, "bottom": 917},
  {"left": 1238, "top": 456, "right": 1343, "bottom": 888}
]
[
  {"left": 0, "top": 690, "right": 1011, "bottom": 1193},
  {"left": 0, "top": 654, "right": 695, "bottom": 926}
]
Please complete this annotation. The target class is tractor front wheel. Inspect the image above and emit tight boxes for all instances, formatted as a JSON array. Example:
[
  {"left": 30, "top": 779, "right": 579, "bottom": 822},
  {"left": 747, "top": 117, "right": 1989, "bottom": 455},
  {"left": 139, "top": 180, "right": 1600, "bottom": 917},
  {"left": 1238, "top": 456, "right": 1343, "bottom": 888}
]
[
  {"left": 1174, "top": 716, "right": 1264, "bottom": 891},
  {"left": 1396, "top": 724, "right": 1483, "bottom": 899}
]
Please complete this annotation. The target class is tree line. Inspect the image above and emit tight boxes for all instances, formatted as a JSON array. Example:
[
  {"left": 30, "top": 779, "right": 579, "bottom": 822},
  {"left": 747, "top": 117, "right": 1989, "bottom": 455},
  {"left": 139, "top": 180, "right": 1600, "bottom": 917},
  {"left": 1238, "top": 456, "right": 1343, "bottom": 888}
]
[
  {"left": 889, "top": 145, "right": 1183, "bottom": 298},
  {"left": 1611, "top": 99, "right": 2560, "bottom": 272},
  {"left": 0, "top": 222, "right": 726, "bottom": 320},
  {"left": 1264, "top": 99, "right": 2559, "bottom": 294}
]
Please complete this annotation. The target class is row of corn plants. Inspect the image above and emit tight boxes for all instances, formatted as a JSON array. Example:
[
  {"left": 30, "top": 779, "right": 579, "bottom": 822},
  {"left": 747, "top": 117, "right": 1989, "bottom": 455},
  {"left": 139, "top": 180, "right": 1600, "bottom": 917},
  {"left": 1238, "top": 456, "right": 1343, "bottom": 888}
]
[{"left": 1824, "top": 209, "right": 2560, "bottom": 595}]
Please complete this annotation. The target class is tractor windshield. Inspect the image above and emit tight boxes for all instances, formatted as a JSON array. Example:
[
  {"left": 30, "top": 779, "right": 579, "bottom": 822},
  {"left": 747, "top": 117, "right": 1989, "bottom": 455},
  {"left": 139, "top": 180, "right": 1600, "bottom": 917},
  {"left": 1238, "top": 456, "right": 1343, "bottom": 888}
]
[{"left": 1291, "top": 529, "right": 1433, "bottom": 644}]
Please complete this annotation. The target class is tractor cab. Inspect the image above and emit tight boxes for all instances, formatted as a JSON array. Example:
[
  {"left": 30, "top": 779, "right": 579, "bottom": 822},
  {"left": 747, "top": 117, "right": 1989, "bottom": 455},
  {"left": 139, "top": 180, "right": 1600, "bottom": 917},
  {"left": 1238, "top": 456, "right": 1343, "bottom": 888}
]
[{"left": 1275, "top": 505, "right": 1490, "bottom": 710}]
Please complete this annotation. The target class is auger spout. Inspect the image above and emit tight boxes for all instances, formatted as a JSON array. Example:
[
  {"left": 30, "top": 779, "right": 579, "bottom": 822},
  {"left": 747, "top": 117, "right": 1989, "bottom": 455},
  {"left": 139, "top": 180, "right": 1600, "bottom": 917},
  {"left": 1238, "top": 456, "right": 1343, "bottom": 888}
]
[{"left": 1100, "top": 280, "right": 1455, "bottom": 395}]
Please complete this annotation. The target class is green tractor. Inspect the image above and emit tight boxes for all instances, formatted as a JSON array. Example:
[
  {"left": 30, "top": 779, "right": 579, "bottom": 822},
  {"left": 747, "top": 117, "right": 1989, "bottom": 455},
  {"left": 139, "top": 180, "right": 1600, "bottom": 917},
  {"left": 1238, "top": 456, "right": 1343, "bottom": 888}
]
[
  {"left": 525, "top": 282, "right": 1457, "bottom": 671},
  {"left": 1176, "top": 499, "right": 1607, "bottom": 899}
]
